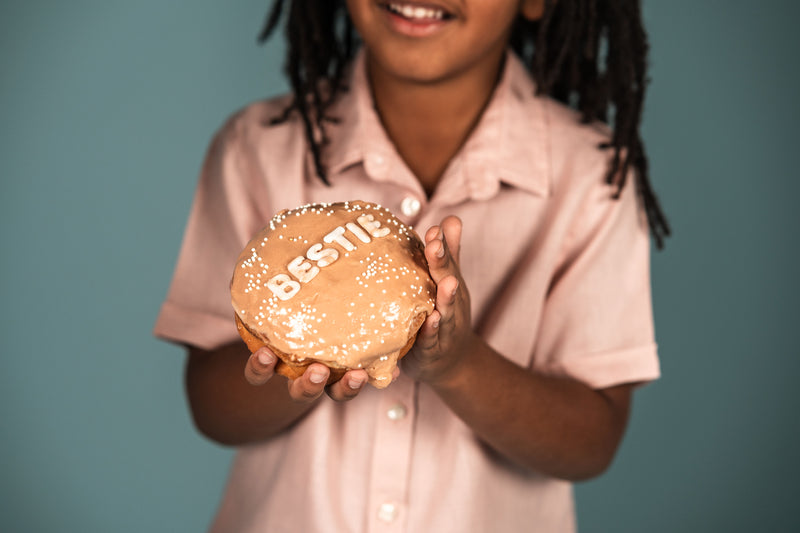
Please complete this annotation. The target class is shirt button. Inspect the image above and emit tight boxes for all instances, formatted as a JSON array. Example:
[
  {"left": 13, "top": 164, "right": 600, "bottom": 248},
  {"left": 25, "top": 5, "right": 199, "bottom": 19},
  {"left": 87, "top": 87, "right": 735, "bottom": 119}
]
[
  {"left": 377, "top": 502, "right": 399, "bottom": 523},
  {"left": 386, "top": 403, "right": 407, "bottom": 421},
  {"left": 400, "top": 196, "right": 421, "bottom": 217}
]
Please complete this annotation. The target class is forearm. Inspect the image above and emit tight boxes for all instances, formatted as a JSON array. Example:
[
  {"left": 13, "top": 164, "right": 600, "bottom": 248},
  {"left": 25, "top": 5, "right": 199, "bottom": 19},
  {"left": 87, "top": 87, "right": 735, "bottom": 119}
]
[
  {"left": 429, "top": 334, "right": 633, "bottom": 481},
  {"left": 184, "top": 342, "right": 316, "bottom": 445}
]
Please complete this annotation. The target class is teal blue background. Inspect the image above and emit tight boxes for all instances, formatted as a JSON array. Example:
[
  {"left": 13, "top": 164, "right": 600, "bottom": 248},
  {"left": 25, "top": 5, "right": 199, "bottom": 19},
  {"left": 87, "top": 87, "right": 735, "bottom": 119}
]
[{"left": 1, "top": 1, "right": 798, "bottom": 531}]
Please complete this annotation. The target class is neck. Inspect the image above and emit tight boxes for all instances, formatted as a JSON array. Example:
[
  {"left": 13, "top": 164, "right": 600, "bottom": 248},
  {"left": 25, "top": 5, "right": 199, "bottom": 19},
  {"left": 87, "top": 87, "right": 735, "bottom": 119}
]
[{"left": 366, "top": 54, "right": 505, "bottom": 197}]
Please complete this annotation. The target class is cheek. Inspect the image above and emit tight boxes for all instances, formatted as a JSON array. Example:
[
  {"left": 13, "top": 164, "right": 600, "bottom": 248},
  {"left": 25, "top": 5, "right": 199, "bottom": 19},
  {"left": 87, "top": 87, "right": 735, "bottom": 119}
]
[
  {"left": 345, "top": 0, "right": 372, "bottom": 36},
  {"left": 426, "top": 2, "right": 517, "bottom": 60},
  {"left": 476, "top": 6, "right": 521, "bottom": 42}
]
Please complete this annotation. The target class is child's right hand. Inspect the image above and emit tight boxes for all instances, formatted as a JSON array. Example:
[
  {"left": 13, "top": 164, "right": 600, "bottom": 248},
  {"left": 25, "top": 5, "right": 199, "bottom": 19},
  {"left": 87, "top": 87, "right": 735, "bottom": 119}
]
[{"left": 244, "top": 347, "right": 370, "bottom": 403}]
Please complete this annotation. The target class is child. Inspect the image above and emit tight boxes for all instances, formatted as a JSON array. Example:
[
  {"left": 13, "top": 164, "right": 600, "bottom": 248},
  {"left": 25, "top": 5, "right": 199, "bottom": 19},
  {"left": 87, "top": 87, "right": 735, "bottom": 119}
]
[{"left": 155, "top": 0, "right": 669, "bottom": 531}]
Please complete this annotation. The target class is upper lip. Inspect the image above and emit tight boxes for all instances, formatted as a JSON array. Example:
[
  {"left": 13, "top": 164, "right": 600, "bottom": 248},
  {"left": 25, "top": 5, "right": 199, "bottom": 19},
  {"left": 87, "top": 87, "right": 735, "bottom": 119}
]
[{"left": 379, "top": 1, "right": 456, "bottom": 19}]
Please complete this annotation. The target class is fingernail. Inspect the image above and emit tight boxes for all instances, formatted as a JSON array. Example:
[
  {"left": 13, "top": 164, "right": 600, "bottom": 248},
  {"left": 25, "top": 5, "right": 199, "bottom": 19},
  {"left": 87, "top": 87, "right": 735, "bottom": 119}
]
[
  {"left": 451, "top": 282, "right": 459, "bottom": 297},
  {"left": 309, "top": 369, "right": 328, "bottom": 384},
  {"left": 432, "top": 318, "right": 440, "bottom": 329},
  {"left": 436, "top": 244, "right": 445, "bottom": 258},
  {"left": 257, "top": 351, "right": 274, "bottom": 366},
  {"left": 349, "top": 376, "right": 365, "bottom": 390}
]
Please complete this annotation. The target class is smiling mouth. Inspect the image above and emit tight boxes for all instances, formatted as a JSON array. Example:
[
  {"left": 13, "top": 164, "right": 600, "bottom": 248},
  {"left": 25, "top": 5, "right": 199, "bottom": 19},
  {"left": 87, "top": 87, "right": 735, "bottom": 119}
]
[{"left": 382, "top": 2, "right": 453, "bottom": 22}]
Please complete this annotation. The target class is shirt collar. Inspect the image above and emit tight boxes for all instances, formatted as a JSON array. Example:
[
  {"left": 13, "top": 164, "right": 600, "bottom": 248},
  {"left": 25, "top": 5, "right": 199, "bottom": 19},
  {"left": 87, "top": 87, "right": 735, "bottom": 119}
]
[
  {"left": 325, "top": 52, "right": 397, "bottom": 181},
  {"left": 324, "top": 50, "right": 551, "bottom": 199}
]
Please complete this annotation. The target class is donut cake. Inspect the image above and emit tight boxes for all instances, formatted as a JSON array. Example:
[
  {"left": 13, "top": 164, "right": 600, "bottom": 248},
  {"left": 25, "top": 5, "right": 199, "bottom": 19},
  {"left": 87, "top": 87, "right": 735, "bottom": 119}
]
[{"left": 231, "top": 200, "right": 436, "bottom": 388}]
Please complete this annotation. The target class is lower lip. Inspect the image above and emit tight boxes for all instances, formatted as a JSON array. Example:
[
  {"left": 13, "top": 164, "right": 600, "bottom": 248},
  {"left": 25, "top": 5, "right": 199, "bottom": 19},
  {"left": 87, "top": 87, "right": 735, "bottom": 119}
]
[{"left": 382, "top": 9, "right": 451, "bottom": 38}]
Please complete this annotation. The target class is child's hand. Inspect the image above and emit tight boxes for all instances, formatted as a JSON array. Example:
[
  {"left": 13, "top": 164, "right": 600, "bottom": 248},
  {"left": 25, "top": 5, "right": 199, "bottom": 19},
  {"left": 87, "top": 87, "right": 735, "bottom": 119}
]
[
  {"left": 244, "top": 347, "right": 370, "bottom": 403},
  {"left": 403, "top": 216, "right": 475, "bottom": 385}
]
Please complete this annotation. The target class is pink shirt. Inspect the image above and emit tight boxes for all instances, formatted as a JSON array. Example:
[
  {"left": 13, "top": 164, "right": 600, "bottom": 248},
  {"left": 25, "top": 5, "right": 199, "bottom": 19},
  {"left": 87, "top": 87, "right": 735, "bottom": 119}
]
[{"left": 155, "top": 51, "right": 659, "bottom": 533}]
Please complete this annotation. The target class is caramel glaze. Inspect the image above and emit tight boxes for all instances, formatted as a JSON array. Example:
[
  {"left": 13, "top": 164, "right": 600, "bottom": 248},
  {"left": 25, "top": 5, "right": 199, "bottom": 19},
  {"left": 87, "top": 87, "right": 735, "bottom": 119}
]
[{"left": 231, "top": 201, "right": 436, "bottom": 388}]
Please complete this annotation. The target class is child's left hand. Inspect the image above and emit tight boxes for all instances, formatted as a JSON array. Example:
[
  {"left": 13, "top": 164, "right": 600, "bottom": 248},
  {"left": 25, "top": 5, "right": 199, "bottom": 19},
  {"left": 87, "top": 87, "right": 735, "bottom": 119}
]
[{"left": 402, "top": 216, "right": 476, "bottom": 385}]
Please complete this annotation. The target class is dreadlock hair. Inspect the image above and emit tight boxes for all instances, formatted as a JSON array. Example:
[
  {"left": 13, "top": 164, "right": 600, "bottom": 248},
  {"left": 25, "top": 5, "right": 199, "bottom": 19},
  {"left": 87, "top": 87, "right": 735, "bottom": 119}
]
[{"left": 259, "top": 0, "right": 670, "bottom": 248}]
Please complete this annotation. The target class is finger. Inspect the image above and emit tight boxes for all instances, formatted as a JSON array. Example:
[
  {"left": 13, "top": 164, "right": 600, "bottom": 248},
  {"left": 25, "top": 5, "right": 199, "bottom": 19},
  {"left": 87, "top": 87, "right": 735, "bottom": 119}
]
[
  {"left": 435, "top": 275, "right": 459, "bottom": 329},
  {"left": 286, "top": 363, "right": 330, "bottom": 403},
  {"left": 415, "top": 309, "right": 442, "bottom": 351},
  {"left": 244, "top": 347, "right": 277, "bottom": 385},
  {"left": 326, "top": 369, "right": 369, "bottom": 402},
  {"left": 425, "top": 224, "right": 441, "bottom": 243},
  {"left": 424, "top": 226, "right": 456, "bottom": 285},
  {"left": 440, "top": 216, "right": 462, "bottom": 265}
]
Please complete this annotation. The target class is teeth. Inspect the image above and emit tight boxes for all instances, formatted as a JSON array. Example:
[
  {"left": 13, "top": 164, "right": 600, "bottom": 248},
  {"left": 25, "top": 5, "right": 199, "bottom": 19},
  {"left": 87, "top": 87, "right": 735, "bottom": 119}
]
[{"left": 388, "top": 2, "right": 445, "bottom": 20}]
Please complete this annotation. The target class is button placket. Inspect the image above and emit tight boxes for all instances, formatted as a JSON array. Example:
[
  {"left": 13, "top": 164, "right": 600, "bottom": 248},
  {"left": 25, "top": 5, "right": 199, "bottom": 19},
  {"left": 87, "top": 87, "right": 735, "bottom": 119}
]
[
  {"left": 386, "top": 403, "right": 407, "bottom": 421},
  {"left": 364, "top": 151, "right": 390, "bottom": 181},
  {"left": 366, "top": 376, "right": 416, "bottom": 532},
  {"left": 377, "top": 502, "right": 400, "bottom": 524},
  {"left": 400, "top": 196, "right": 421, "bottom": 218}
]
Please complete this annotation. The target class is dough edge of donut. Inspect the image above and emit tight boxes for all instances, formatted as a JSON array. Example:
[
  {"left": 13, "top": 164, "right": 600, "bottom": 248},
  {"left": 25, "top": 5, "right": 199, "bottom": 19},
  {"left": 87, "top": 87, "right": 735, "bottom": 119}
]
[{"left": 234, "top": 310, "right": 428, "bottom": 388}]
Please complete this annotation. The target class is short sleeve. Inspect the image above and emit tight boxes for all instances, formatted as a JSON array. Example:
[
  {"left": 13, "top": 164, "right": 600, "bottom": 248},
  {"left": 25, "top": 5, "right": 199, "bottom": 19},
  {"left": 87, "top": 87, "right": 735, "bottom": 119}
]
[
  {"left": 534, "top": 176, "right": 660, "bottom": 389},
  {"left": 153, "top": 115, "right": 267, "bottom": 350}
]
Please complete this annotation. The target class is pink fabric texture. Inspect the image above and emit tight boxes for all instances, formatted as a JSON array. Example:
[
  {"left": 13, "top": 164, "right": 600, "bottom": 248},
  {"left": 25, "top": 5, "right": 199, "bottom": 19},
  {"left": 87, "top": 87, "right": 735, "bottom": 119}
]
[{"left": 154, "top": 51, "right": 659, "bottom": 533}]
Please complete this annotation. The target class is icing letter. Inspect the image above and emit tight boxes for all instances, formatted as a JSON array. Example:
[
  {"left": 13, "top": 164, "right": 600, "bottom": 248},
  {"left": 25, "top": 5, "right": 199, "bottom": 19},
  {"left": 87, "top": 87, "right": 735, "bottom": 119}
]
[
  {"left": 357, "top": 214, "right": 390, "bottom": 238},
  {"left": 346, "top": 222, "right": 372, "bottom": 243},
  {"left": 306, "top": 243, "right": 339, "bottom": 267},
  {"left": 267, "top": 274, "right": 300, "bottom": 301},
  {"left": 324, "top": 226, "right": 356, "bottom": 251},
  {"left": 288, "top": 256, "right": 320, "bottom": 283}
]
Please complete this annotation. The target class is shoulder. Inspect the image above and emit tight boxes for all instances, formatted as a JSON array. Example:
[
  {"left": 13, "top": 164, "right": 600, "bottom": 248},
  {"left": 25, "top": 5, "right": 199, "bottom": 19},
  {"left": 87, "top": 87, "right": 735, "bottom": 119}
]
[
  {"left": 539, "top": 97, "right": 615, "bottom": 190},
  {"left": 533, "top": 96, "right": 639, "bottom": 246},
  {"left": 504, "top": 54, "right": 616, "bottom": 198},
  {"left": 537, "top": 99, "right": 649, "bottom": 258},
  {"left": 209, "top": 94, "right": 306, "bottom": 155},
  {"left": 544, "top": 98, "right": 611, "bottom": 146},
  {"left": 504, "top": 52, "right": 613, "bottom": 190},
  {"left": 196, "top": 95, "right": 312, "bottom": 221}
]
